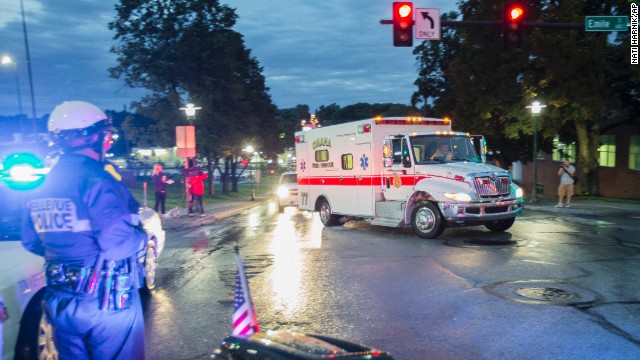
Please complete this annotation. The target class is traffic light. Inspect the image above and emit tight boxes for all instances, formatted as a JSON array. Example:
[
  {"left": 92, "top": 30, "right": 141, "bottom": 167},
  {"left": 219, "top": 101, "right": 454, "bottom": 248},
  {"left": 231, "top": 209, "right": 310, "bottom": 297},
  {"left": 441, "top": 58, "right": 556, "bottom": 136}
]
[
  {"left": 503, "top": 3, "right": 525, "bottom": 47},
  {"left": 393, "top": 2, "right": 413, "bottom": 47}
]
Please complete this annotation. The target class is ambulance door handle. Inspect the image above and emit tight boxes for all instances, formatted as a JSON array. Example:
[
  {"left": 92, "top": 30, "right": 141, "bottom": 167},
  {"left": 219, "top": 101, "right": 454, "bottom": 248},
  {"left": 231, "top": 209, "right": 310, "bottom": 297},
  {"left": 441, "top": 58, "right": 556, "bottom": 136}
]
[
  {"left": 359, "top": 175, "right": 363, "bottom": 181},
  {"left": 339, "top": 175, "right": 342, "bottom": 181}
]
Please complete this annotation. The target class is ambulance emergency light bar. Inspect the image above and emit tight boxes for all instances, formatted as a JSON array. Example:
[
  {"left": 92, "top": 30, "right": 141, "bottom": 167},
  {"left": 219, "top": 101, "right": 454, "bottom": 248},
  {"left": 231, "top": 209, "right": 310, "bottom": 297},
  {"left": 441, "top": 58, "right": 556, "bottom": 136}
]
[{"left": 373, "top": 116, "right": 451, "bottom": 125}]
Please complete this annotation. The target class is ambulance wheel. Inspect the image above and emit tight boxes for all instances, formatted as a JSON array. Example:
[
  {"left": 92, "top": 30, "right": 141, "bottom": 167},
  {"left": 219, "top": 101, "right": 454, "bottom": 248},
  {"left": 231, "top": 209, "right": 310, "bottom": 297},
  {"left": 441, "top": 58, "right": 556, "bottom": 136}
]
[
  {"left": 318, "top": 198, "right": 339, "bottom": 226},
  {"left": 484, "top": 217, "right": 515, "bottom": 232},
  {"left": 143, "top": 243, "right": 158, "bottom": 290},
  {"left": 411, "top": 201, "right": 445, "bottom": 239}
]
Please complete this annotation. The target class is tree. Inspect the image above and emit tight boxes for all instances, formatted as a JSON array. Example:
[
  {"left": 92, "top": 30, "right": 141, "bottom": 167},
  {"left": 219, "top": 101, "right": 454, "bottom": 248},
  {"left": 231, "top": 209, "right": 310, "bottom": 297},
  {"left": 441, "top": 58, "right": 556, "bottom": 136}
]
[
  {"left": 109, "top": 0, "right": 281, "bottom": 195},
  {"left": 412, "top": 0, "right": 639, "bottom": 194}
]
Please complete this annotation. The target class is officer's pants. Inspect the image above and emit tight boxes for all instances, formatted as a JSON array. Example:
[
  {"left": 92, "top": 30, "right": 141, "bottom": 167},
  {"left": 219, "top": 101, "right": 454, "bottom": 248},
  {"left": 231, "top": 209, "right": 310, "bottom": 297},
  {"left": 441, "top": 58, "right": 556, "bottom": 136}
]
[{"left": 43, "top": 287, "right": 145, "bottom": 360}]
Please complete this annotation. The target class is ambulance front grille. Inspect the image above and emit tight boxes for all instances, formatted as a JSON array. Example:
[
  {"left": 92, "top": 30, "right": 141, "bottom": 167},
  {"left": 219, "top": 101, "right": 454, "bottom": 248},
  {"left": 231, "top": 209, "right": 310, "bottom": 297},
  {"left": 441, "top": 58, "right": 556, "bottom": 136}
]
[{"left": 472, "top": 176, "right": 511, "bottom": 197}]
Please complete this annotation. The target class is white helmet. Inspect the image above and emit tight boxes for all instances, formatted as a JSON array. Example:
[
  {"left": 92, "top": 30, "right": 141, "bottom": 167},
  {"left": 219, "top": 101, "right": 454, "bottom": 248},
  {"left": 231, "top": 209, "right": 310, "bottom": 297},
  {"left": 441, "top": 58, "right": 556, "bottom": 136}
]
[{"left": 47, "top": 101, "right": 113, "bottom": 151}]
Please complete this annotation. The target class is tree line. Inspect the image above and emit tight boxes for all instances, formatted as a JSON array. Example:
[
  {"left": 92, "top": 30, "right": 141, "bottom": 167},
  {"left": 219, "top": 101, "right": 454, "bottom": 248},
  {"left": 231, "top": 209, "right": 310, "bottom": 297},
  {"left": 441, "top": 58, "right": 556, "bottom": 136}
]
[{"left": 4, "top": 0, "right": 636, "bottom": 198}]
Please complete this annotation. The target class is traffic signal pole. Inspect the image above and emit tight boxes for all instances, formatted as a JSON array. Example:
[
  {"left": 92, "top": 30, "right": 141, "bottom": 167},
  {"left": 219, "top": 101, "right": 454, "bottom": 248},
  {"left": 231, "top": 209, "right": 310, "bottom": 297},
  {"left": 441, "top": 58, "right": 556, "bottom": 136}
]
[{"left": 382, "top": 19, "right": 583, "bottom": 30}]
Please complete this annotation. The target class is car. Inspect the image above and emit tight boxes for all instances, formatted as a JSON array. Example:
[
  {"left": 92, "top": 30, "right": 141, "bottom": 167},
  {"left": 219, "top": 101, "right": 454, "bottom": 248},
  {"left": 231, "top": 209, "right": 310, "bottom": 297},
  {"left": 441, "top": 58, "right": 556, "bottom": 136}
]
[
  {"left": 276, "top": 172, "right": 298, "bottom": 212},
  {"left": 0, "top": 155, "right": 165, "bottom": 360},
  {"left": 211, "top": 330, "right": 394, "bottom": 359}
]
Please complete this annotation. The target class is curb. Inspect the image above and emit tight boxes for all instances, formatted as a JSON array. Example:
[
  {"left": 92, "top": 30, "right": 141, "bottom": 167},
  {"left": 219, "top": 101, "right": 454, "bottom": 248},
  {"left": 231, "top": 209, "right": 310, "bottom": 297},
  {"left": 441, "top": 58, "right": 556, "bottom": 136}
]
[{"left": 161, "top": 197, "right": 272, "bottom": 231}]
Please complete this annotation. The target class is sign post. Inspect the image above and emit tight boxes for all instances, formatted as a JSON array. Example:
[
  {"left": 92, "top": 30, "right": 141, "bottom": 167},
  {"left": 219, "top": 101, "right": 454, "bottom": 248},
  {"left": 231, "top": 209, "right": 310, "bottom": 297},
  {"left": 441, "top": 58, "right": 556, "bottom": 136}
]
[{"left": 176, "top": 126, "right": 196, "bottom": 215}]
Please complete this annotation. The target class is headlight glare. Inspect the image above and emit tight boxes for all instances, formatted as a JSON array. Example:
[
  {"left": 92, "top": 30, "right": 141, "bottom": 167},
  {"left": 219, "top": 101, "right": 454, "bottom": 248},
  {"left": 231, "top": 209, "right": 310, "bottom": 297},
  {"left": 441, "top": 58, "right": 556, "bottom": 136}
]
[{"left": 443, "top": 192, "right": 472, "bottom": 202}]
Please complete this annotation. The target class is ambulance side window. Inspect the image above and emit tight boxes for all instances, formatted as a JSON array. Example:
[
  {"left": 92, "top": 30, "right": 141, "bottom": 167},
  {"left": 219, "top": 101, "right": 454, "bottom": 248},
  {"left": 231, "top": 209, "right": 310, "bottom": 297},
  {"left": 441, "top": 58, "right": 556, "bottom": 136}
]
[
  {"left": 315, "top": 150, "right": 329, "bottom": 162},
  {"left": 392, "top": 139, "right": 402, "bottom": 163},
  {"left": 341, "top": 154, "right": 353, "bottom": 170},
  {"left": 401, "top": 139, "right": 412, "bottom": 167}
]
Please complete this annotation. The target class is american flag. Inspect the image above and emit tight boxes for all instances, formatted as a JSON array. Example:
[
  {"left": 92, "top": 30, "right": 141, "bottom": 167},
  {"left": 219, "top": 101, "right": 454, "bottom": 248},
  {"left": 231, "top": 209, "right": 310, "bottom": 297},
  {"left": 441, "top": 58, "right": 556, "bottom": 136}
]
[{"left": 232, "top": 247, "right": 260, "bottom": 336}]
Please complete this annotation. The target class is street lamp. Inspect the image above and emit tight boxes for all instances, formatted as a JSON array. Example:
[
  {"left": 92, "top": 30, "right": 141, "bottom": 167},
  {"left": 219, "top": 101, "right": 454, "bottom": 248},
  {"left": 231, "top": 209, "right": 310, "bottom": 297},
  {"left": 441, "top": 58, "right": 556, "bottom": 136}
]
[
  {"left": 1, "top": 55, "right": 26, "bottom": 133},
  {"left": 244, "top": 145, "right": 256, "bottom": 201},
  {"left": 179, "top": 103, "right": 202, "bottom": 125},
  {"left": 527, "top": 100, "right": 546, "bottom": 202}
]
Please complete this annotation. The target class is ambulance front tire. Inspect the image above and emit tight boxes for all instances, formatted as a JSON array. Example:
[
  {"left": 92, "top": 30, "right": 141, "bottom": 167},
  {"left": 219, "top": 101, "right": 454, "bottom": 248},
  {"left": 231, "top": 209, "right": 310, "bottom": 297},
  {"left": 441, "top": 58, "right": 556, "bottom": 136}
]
[
  {"left": 411, "top": 201, "right": 445, "bottom": 239},
  {"left": 318, "top": 197, "right": 339, "bottom": 226}
]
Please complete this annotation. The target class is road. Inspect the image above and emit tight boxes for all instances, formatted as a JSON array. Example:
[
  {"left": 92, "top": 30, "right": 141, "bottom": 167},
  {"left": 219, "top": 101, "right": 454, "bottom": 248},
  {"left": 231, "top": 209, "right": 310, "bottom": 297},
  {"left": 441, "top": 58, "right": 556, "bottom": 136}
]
[{"left": 143, "top": 201, "right": 640, "bottom": 360}]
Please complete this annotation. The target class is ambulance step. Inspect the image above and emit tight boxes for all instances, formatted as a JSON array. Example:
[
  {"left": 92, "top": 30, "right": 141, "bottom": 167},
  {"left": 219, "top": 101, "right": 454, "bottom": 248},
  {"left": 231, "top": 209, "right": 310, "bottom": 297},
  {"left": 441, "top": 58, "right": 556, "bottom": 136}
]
[
  {"left": 371, "top": 217, "right": 403, "bottom": 228},
  {"left": 375, "top": 200, "right": 406, "bottom": 217}
]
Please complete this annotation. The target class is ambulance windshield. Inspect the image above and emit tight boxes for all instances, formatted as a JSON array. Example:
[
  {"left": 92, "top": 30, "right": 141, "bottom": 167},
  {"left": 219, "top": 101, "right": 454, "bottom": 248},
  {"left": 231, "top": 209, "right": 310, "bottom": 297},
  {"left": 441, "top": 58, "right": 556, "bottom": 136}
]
[{"left": 411, "top": 135, "right": 482, "bottom": 164}]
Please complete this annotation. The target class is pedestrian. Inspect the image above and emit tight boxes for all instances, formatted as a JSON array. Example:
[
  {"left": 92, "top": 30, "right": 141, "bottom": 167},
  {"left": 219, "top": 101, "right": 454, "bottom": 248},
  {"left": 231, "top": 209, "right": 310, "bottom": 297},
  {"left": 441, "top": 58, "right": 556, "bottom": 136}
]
[
  {"left": 188, "top": 169, "right": 208, "bottom": 216},
  {"left": 21, "top": 101, "right": 147, "bottom": 359},
  {"left": 556, "top": 158, "right": 576, "bottom": 208},
  {"left": 152, "top": 163, "right": 174, "bottom": 215}
]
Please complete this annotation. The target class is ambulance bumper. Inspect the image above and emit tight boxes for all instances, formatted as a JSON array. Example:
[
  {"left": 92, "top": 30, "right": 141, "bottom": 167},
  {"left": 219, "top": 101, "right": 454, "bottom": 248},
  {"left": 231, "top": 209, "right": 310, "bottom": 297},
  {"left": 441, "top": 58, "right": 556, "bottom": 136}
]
[{"left": 438, "top": 199, "right": 524, "bottom": 222}]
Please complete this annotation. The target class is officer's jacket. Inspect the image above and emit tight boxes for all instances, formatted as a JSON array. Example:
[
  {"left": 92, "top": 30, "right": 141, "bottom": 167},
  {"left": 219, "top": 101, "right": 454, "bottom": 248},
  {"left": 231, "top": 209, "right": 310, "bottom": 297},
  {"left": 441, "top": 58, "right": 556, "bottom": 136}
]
[{"left": 21, "top": 153, "right": 147, "bottom": 267}]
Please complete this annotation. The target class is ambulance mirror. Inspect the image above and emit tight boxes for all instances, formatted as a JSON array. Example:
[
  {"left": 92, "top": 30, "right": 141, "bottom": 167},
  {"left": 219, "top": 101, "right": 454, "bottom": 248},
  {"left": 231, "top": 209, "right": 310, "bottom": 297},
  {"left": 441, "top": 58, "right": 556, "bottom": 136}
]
[{"left": 383, "top": 139, "right": 393, "bottom": 168}]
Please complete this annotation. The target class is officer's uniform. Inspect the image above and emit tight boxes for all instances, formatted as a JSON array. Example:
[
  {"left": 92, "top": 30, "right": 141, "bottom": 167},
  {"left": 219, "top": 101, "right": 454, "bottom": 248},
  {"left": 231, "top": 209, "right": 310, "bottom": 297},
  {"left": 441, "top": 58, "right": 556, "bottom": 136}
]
[{"left": 22, "top": 153, "right": 147, "bottom": 360}]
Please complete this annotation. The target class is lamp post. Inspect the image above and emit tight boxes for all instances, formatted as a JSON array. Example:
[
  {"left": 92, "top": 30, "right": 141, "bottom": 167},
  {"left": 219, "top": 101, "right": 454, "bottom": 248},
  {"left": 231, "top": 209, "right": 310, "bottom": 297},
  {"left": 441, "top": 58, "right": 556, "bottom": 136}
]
[
  {"left": 20, "top": 0, "right": 38, "bottom": 135},
  {"left": 244, "top": 145, "right": 256, "bottom": 201},
  {"left": 527, "top": 100, "right": 546, "bottom": 202},
  {"left": 1, "top": 55, "right": 25, "bottom": 133},
  {"left": 179, "top": 103, "right": 201, "bottom": 214}
]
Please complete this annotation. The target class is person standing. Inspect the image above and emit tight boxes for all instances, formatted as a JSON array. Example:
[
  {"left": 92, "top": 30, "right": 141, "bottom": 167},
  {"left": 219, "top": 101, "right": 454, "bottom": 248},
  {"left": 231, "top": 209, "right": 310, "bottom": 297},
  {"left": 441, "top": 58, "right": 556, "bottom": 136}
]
[
  {"left": 152, "top": 164, "right": 173, "bottom": 215},
  {"left": 21, "top": 101, "right": 147, "bottom": 359},
  {"left": 188, "top": 169, "right": 208, "bottom": 216},
  {"left": 556, "top": 158, "right": 576, "bottom": 208}
]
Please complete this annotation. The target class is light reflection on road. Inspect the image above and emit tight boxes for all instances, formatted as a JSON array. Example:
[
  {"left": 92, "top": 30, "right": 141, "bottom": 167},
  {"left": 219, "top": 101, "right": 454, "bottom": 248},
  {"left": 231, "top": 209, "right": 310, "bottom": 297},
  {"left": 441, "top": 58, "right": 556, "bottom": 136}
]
[{"left": 265, "top": 208, "right": 324, "bottom": 316}]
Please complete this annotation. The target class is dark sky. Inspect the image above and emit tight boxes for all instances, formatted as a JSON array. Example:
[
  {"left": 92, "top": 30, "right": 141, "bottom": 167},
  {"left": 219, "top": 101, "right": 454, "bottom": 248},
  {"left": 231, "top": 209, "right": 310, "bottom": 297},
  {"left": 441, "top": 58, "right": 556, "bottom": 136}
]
[{"left": 0, "top": 1, "right": 454, "bottom": 118}]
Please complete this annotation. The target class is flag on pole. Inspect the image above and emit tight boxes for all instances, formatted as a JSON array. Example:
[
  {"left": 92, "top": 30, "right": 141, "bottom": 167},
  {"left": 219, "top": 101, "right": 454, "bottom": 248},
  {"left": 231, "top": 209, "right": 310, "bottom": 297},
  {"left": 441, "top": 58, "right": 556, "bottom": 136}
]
[{"left": 232, "top": 246, "right": 260, "bottom": 336}]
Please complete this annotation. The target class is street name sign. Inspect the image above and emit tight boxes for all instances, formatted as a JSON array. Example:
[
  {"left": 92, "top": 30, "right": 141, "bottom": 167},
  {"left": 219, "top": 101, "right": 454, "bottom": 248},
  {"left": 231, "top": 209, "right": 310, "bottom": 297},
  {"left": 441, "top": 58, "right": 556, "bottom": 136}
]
[
  {"left": 585, "top": 16, "right": 629, "bottom": 31},
  {"left": 416, "top": 8, "right": 440, "bottom": 40}
]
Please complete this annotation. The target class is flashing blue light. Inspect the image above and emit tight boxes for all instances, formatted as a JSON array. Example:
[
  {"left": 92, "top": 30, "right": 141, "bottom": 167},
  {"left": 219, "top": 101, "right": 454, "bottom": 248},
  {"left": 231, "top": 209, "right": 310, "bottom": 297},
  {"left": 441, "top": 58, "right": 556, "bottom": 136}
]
[{"left": 0, "top": 152, "right": 48, "bottom": 190}]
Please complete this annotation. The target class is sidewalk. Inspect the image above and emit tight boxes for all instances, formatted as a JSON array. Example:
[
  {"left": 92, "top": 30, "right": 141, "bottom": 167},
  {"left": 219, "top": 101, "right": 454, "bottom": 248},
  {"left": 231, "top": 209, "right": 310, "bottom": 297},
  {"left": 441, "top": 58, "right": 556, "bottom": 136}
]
[
  {"left": 523, "top": 195, "right": 640, "bottom": 217},
  {"left": 159, "top": 196, "right": 273, "bottom": 231}
]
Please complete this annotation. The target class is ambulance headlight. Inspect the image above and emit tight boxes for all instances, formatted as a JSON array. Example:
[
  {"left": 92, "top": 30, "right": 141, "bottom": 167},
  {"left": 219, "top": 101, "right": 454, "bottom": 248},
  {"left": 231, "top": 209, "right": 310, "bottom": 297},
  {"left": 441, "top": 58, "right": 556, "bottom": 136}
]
[
  {"left": 515, "top": 186, "right": 524, "bottom": 198},
  {"left": 443, "top": 192, "right": 472, "bottom": 202},
  {"left": 277, "top": 185, "right": 290, "bottom": 199}
]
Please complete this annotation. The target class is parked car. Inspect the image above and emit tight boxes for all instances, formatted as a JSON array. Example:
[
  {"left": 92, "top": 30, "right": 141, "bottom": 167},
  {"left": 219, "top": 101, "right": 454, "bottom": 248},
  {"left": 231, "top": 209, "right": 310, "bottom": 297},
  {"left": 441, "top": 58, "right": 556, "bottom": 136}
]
[{"left": 276, "top": 172, "right": 298, "bottom": 212}]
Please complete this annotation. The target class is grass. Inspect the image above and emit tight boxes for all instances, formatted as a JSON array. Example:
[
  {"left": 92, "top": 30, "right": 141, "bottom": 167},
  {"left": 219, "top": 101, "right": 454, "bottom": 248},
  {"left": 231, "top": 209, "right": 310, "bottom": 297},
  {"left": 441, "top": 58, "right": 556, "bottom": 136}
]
[{"left": 128, "top": 174, "right": 279, "bottom": 210}]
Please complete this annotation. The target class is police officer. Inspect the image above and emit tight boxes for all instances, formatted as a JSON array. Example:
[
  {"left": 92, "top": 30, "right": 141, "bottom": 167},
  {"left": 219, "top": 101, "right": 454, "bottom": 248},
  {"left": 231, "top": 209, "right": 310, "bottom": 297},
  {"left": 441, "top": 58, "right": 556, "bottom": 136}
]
[{"left": 21, "top": 101, "right": 147, "bottom": 359}]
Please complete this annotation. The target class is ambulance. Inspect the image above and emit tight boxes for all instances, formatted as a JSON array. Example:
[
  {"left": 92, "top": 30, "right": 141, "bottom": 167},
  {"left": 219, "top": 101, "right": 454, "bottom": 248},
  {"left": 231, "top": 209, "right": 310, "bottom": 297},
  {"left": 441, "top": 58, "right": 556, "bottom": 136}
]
[{"left": 294, "top": 116, "right": 524, "bottom": 239}]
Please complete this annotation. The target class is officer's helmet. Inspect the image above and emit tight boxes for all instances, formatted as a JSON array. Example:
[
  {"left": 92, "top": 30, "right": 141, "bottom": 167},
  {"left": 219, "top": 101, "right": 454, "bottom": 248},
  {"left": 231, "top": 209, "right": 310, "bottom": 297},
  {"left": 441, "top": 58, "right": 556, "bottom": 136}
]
[{"left": 47, "top": 101, "right": 113, "bottom": 151}]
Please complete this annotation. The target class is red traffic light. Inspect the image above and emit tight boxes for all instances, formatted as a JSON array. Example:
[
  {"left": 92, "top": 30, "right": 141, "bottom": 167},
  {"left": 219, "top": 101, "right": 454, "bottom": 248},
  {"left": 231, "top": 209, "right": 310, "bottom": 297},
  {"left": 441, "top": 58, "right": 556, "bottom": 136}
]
[
  {"left": 503, "top": 3, "right": 525, "bottom": 48},
  {"left": 396, "top": 3, "right": 412, "bottom": 19},
  {"left": 508, "top": 6, "right": 524, "bottom": 21},
  {"left": 241, "top": 159, "right": 249, "bottom": 166},
  {"left": 392, "top": 2, "right": 413, "bottom": 47}
]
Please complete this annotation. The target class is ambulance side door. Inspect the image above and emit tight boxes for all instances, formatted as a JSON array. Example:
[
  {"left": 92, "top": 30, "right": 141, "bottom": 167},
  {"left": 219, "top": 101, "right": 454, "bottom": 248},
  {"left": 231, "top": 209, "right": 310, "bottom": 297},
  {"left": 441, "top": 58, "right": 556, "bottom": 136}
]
[{"left": 382, "top": 136, "right": 414, "bottom": 201}]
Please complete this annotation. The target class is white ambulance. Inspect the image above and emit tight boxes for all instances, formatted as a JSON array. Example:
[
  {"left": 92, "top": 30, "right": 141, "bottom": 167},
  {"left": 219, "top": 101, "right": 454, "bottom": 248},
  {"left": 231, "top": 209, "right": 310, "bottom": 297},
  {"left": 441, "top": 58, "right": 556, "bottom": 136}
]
[{"left": 294, "top": 116, "right": 524, "bottom": 239}]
